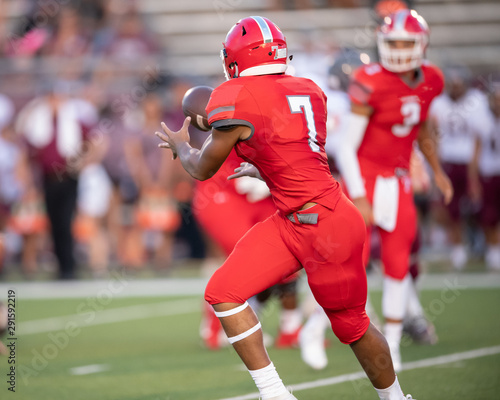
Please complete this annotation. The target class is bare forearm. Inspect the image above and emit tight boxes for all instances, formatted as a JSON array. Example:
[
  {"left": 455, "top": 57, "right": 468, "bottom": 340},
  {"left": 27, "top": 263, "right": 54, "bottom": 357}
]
[
  {"left": 177, "top": 142, "right": 209, "bottom": 181},
  {"left": 418, "top": 121, "right": 454, "bottom": 204},
  {"left": 418, "top": 139, "right": 443, "bottom": 175},
  {"left": 157, "top": 120, "right": 244, "bottom": 182},
  {"left": 417, "top": 121, "right": 444, "bottom": 176}
]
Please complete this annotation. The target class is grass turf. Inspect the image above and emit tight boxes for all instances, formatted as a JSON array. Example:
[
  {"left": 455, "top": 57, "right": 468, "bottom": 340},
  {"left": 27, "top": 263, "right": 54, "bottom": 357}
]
[{"left": 2, "top": 287, "right": 499, "bottom": 400}]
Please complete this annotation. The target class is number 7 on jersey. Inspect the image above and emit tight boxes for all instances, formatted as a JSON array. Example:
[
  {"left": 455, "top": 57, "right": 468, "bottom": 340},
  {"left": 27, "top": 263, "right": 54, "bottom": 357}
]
[{"left": 287, "top": 95, "right": 320, "bottom": 152}]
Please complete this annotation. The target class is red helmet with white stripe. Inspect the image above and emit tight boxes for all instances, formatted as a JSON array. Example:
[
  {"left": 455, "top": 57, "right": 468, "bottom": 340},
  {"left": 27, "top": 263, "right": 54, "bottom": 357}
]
[
  {"left": 221, "top": 16, "right": 288, "bottom": 80},
  {"left": 377, "top": 9, "right": 429, "bottom": 73}
]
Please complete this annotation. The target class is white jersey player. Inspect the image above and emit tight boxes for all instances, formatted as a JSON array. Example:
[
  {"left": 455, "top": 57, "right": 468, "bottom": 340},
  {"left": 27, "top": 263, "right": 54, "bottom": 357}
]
[
  {"left": 469, "top": 82, "right": 500, "bottom": 270},
  {"left": 428, "top": 66, "right": 489, "bottom": 269}
]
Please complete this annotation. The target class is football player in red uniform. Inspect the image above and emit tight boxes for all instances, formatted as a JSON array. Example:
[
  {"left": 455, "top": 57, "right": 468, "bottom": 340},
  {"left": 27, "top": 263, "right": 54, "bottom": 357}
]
[
  {"left": 194, "top": 150, "right": 302, "bottom": 350},
  {"left": 157, "top": 16, "right": 415, "bottom": 400},
  {"left": 336, "top": 9, "right": 453, "bottom": 372}
]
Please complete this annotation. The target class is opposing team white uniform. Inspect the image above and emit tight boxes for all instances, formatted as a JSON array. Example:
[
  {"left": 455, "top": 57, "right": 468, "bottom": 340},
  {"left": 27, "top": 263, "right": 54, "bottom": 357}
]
[
  {"left": 429, "top": 89, "right": 489, "bottom": 164},
  {"left": 477, "top": 111, "right": 500, "bottom": 177},
  {"left": 323, "top": 88, "right": 351, "bottom": 160}
]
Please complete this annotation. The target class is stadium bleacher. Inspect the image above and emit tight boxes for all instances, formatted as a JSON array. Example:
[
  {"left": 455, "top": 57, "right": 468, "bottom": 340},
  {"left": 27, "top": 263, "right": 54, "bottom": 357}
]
[{"left": 2, "top": 0, "right": 499, "bottom": 78}]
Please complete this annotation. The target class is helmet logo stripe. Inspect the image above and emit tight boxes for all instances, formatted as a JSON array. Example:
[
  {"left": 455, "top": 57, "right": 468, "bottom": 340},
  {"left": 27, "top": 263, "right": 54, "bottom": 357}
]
[
  {"left": 394, "top": 11, "right": 407, "bottom": 32},
  {"left": 250, "top": 16, "right": 273, "bottom": 43}
]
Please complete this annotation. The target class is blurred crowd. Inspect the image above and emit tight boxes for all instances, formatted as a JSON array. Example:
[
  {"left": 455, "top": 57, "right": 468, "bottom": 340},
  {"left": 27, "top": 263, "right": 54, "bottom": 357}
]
[
  {"left": 0, "top": 0, "right": 212, "bottom": 279},
  {"left": 0, "top": 0, "right": 499, "bottom": 281}
]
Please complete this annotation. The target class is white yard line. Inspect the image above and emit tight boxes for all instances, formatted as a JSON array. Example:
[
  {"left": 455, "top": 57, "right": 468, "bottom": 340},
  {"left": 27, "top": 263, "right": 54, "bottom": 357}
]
[
  {"left": 19, "top": 299, "right": 200, "bottom": 335},
  {"left": 69, "top": 364, "right": 110, "bottom": 376},
  {"left": 0, "top": 276, "right": 210, "bottom": 299},
  {"left": 1, "top": 273, "right": 499, "bottom": 300},
  {"left": 218, "top": 345, "right": 500, "bottom": 400},
  {"left": 12, "top": 272, "right": 500, "bottom": 335}
]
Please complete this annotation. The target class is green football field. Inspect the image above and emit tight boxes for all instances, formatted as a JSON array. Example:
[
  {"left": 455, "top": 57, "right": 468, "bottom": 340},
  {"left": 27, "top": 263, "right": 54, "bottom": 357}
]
[{"left": 2, "top": 274, "right": 500, "bottom": 400}]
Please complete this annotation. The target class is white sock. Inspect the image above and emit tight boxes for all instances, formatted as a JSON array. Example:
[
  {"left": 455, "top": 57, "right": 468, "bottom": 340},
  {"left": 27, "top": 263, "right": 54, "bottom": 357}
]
[
  {"left": 307, "top": 306, "right": 330, "bottom": 332},
  {"left": 384, "top": 322, "right": 403, "bottom": 349},
  {"left": 406, "top": 280, "right": 424, "bottom": 319},
  {"left": 248, "top": 362, "right": 289, "bottom": 399},
  {"left": 451, "top": 244, "right": 467, "bottom": 270},
  {"left": 280, "top": 309, "right": 302, "bottom": 334},
  {"left": 486, "top": 245, "right": 500, "bottom": 270},
  {"left": 375, "top": 376, "right": 405, "bottom": 400},
  {"left": 382, "top": 275, "right": 411, "bottom": 320}
]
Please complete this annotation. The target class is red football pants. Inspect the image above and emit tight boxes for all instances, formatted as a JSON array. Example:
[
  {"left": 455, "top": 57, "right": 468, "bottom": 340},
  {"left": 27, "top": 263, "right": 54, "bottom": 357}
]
[
  {"left": 205, "top": 194, "right": 370, "bottom": 344},
  {"left": 193, "top": 189, "right": 276, "bottom": 256},
  {"left": 364, "top": 176, "right": 417, "bottom": 280}
]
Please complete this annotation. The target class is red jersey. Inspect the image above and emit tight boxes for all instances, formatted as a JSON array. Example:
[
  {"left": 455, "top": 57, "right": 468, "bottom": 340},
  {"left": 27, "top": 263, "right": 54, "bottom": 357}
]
[
  {"left": 349, "top": 62, "right": 444, "bottom": 178},
  {"left": 206, "top": 74, "right": 341, "bottom": 214}
]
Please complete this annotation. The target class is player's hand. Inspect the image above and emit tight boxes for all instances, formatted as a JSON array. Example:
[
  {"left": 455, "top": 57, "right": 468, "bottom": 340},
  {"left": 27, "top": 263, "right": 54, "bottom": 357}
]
[
  {"left": 352, "top": 196, "right": 374, "bottom": 226},
  {"left": 227, "top": 162, "right": 263, "bottom": 181},
  {"left": 434, "top": 170, "right": 454, "bottom": 205},
  {"left": 155, "top": 117, "right": 191, "bottom": 160}
]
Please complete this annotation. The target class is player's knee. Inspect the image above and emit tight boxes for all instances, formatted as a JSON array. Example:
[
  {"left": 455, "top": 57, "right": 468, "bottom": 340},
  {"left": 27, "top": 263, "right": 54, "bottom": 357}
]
[
  {"left": 329, "top": 309, "right": 370, "bottom": 345},
  {"left": 204, "top": 270, "right": 243, "bottom": 305},
  {"left": 204, "top": 274, "right": 222, "bottom": 304},
  {"left": 383, "top": 256, "right": 409, "bottom": 280},
  {"left": 384, "top": 267, "right": 408, "bottom": 281}
]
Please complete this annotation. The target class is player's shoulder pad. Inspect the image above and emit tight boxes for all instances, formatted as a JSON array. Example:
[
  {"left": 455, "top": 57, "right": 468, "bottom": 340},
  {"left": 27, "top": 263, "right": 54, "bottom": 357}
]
[
  {"left": 348, "top": 63, "right": 382, "bottom": 104},
  {"left": 208, "top": 80, "right": 244, "bottom": 108},
  {"left": 206, "top": 80, "right": 247, "bottom": 122},
  {"left": 354, "top": 63, "right": 383, "bottom": 79},
  {"left": 299, "top": 76, "right": 327, "bottom": 101},
  {"left": 421, "top": 61, "right": 445, "bottom": 90}
]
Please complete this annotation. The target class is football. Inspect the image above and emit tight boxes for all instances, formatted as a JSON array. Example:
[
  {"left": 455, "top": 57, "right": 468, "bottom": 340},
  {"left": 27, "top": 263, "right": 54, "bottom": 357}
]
[{"left": 181, "top": 85, "right": 214, "bottom": 131}]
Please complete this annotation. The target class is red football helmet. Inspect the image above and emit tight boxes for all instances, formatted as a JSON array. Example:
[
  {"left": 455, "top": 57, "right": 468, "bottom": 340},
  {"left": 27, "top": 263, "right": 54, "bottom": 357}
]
[
  {"left": 377, "top": 9, "right": 429, "bottom": 73},
  {"left": 221, "top": 16, "right": 289, "bottom": 80}
]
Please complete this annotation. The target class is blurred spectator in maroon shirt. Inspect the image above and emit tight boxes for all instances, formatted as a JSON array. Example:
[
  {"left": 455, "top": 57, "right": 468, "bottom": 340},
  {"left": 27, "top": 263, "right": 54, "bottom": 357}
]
[
  {"left": 40, "top": 5, "right": 90, "bottom": 58},
  {"left": 16, "top": 83, "right": 98, "bottom": 279},
  {"left": 0, "top": 93, "right": 17, "bottom": 272},
  {"left": 103, "top": 8, "right": 158, "bottom": 59},
  {"left": 98, "top": 103, "right": 143, "bottom": 270},
  {"left": 124, "top": 92, "right": 180, "bottom": 269},
  {"left": 0, "top": 92, "right": 45, "bottom": 278}
]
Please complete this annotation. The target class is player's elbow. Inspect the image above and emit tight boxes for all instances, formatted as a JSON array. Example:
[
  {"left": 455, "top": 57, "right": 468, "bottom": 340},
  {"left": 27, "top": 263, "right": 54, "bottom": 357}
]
[
  {"left": 191, "top": 171, "right": 209, "bottom": 181},
  {"left": 190, "top": 169, "right": 215, "bottom": 181}
]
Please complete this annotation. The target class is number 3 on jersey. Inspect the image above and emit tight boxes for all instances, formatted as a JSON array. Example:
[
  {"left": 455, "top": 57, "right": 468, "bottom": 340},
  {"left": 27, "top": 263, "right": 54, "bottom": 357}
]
[
  {"left": 392, "top": 101, "right": 421, "bottom": 137},
  {"left": 287, "top": 95, "right": 320, "bottom": 152}
]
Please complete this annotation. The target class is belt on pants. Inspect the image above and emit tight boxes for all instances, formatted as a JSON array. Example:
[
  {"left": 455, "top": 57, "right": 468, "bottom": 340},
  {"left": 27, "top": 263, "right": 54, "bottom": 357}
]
[{"left": 286, "top": 212, "right": 318, "bottom": 224}]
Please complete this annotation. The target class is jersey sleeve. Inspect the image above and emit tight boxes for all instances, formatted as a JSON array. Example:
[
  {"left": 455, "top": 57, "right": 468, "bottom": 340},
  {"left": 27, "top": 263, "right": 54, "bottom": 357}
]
[
  {"left": 425, "top": 62, "right": 444, "bottom": 98},
  {"left": 348, "top": 64, "right": 380, "bottom": 107},
  {"left": 428, "top": 94, "right": 441, "bottom": 119},
  {"left": 421, "top": 63, "right": 445, "bottom": 121},
  {"left": 206, "top": 81, "right": 256, "bottom": 135}
]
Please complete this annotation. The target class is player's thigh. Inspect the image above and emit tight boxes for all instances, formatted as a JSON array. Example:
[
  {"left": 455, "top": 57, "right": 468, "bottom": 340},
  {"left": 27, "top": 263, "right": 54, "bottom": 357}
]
[
  {"left": 292, "top": 197, "right": 369, "bottom": 344},
  {"left": 379, "top": 184, "right": 417, "bottom": 280},
  {"left": 294, "top": 196, "right": 367, "bottom": 312},
  {"left": 205, "top": 216, "right": 300, "bottom": 304}
]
